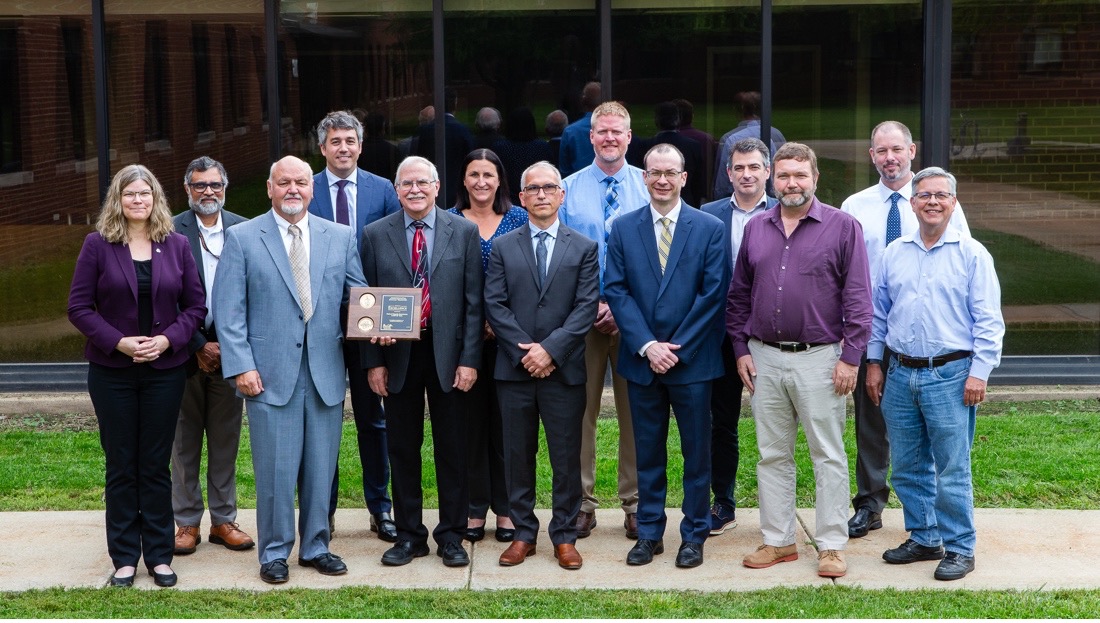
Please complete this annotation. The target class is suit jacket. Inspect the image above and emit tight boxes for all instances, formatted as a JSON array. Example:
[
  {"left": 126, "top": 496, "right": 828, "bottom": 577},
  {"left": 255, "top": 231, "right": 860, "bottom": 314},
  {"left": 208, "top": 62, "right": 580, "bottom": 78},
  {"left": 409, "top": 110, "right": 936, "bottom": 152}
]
[
  {"left": 308, "top": 168, "right": 401, "bottom": 250},
  {"left": 213, "top": 211, "right": 366, "bottom": 407},
  {"left": 483, "top": 222, "right": 599, "bottom": 385},
  {"left": 360, "top": 208, "right": 484, "bottom": 393},
  {"left": 68, "top": 232, "right": 206, "bottom": 369},
  {"left": 700, "top": 195, "right": 778, "bottom": 271},
  {"left": 603, "top": 204, "right": 730, "bottom": 386},
  {"left": 172, "top": 208, "right": 248, "bottom": 354}
]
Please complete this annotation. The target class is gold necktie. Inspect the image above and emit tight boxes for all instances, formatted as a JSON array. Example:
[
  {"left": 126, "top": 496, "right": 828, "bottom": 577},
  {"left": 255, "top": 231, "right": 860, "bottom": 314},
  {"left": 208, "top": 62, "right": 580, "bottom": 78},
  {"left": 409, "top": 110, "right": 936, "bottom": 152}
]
[
  {"left": 288, "top": 224, "right": 312, "bottom": 322},
  {"left": 657, "top": 217, "right": 672, "bottom": 274}
]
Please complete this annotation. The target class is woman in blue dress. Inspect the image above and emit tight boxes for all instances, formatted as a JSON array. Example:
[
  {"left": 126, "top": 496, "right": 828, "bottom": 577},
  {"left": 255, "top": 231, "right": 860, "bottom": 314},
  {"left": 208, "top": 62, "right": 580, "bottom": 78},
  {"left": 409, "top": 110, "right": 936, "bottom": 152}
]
[{"left": 449, "top": 148, "right": 528, "bottom": 543}]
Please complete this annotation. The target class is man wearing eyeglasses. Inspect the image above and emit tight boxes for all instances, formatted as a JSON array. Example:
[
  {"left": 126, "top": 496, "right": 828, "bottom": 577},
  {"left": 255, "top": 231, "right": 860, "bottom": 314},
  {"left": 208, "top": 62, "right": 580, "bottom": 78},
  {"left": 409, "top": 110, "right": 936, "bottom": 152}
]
[
  {"left": 360, "top": 156, "right": 483, "bottom": 568},
  {"left": 308, "top": 110, "right": 402, "bottom": 544},
  {"left": 840, "top": 121, "right": 970, "bottom": 541},
  {"left": 865, "top": 167, "right": 1002, "bottom": 581},
  {"left": 560, "top": 101, "right": 650, "bottom": 541},
  {"left": 484, "top": 161, "right": 599, "bottom": 570},
  {"left": 170, "top": 156, "right": 254, "bottom": 557},
  {"left": 604, "top": 144, "right": 729, "bottom": 568}
]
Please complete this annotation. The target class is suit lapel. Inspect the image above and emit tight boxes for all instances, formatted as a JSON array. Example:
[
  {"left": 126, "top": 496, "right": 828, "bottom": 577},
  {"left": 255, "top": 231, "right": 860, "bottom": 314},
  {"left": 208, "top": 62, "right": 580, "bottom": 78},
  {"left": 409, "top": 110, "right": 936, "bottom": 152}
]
[
  {"left": 259, "top": 213, "right": 300, "bottom": 306},
  {"left": 312, "top": 172, "right": 334, "bottom": 221},
  {"left": 430, "top": 210, "right": 454, "bottom": 276},
  {"left": 720, "top": 204, "right": 735, "bottom": 263},
  {"left": 637, "top": 209, "right": 663, "bottom": 285},
  {"left": 510, "top": 223, "right": 540, "bottom": 293},
  {"left": 308, "top": 218, "right": 329, "bottom": 313},
  {"left": 657, "top": 210, "right": 692, "bottom": 300},
  {"left": 355, "top": 170, "right": 370, "bottom": 234},
  {"left": 541, "top": 226, "right": 571, "bottom": 297},
  {"left": 384, "top": 213, "right": 414, "bottom": 281},
  {"left": 177, "top": 212, "right": 207, "bottom": 287},
  {"left": 110, "top": 242, "right": 138, "bottom": 302}
]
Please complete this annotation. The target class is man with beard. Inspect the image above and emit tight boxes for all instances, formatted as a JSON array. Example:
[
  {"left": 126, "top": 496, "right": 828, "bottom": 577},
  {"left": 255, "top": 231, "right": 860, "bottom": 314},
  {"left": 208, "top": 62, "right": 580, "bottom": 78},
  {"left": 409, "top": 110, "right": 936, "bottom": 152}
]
[
  {"left": 170, "top": 156, "right": 254, "bottom": 556},
  {"left": 840, "top": 121, "right": 971, "bottom": 539},
  {"left": 727, "top": 143, "right": 872, "bottom": 579}
]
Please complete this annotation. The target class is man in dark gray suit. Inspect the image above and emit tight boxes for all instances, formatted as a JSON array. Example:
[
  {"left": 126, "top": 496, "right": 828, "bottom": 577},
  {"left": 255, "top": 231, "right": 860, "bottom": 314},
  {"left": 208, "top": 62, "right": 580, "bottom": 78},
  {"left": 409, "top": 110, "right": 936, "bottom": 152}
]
[
  {"left": 171, "top": 156, "right": 254, "bottom": 556},
  {"left": 484, "top": 161, "right": 599, "bottom": 570},
  {"left": 360, "top": 155, "right": 484, "bottom": 568}
]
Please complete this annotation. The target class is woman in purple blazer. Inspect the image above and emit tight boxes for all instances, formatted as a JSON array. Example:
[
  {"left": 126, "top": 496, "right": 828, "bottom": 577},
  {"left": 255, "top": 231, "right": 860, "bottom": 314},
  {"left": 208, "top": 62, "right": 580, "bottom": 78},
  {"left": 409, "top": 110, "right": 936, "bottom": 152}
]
[{"left": 68, "top": 165, "right": 206, "bottom": 588}]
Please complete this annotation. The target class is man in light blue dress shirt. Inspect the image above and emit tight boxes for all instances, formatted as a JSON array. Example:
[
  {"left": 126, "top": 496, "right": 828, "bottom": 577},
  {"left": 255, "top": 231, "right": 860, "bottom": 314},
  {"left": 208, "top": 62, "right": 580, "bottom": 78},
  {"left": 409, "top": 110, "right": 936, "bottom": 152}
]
[
  {"left": 865, "top": 167, "right": 1005, "bottom": 582},
  {"left": 560, "top": 101, "right": 650, "bottom": 540}
]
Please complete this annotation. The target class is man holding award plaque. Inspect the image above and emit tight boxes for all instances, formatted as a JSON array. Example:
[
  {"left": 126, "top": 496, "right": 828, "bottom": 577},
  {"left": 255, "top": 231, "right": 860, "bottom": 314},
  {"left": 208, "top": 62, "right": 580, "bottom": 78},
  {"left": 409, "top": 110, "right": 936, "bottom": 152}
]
[{"left": 360, "top": 155, "right": 484, "bottom": 568}]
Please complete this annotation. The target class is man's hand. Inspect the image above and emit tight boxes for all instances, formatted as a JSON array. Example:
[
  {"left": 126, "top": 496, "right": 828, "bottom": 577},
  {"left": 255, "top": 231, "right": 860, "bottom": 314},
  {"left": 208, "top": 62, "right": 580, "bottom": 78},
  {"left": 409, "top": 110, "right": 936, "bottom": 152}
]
[
  {"left": 196, "top": 342, "right": 221, "bottom": 373},
  {"left": 645, "top": 342, "right": 680, "bottom": 374},
  {"left": 736, "top": 354, "right": 757, "bottom": 394},
  {"left": 865, "top": 362, "right": 885, "bottom": 406},
  {"left": 833, "top": 360, "right": 858, "bottom": 396},
  {"left": 519, "top": 342, "right": 554, "bottom": 378},
  {"left": 454, "top": 366, "right": 478, "bottom": 392},
  {"left": 594, "top": 301, "right": 619, "bottom": 335},
  {"left": 963, "top": 376, "right": 987, "bottom": 406},
  {"left": 368, "top": 366, "right": 389, "bottom": 397},
  {"left": 235, "top": 370, "right": 264, "bottom": 397}
]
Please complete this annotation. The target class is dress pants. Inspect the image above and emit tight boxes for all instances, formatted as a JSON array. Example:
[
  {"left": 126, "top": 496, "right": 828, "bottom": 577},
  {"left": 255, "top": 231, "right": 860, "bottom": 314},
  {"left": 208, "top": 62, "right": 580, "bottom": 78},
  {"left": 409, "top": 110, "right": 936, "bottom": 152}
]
[
  {"left": 248, "top": 347, "right": 343, "bottom": 564},
  {"left": 748, "top": 340, "right": 849, "bottom": 551},
  {"left": 384, "top": 332, "right": 469, "bottom": 547},
  {"left": 710, "top": 336, "right": 744, "bottom": 510},
  {"left": 497, "top": 378, "right": 584, "bottom": 546},
  {"left": 88, "top": 362, "right": 186, "bottom": 570},
  {"left": 628, "top": 379, "right": 712, "bottom": 544},
  {"left": 328, "top": 339, "right": 392, "bottom": 516},
  {"left": 466, "top": 343, "right": 509, "bottom": 521},
  {"left": 172, "top": 368, "right": 244, "bottom": 527},
  {"left": 851, "top": 349, "right": 894, "bottom": 513},
  {"left": 580, "top": 327, "right": 638, "bottom": 514}
]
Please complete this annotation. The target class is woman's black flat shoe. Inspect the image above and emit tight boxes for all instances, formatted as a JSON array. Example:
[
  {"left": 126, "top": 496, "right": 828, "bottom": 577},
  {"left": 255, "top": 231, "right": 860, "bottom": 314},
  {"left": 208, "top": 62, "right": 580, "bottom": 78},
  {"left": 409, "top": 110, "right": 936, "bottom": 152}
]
[
  {"left": 464, "top": 526, "right": 486, "bottom": 542},
  {"left": 109, "top": 572, "right": 135, "bottom": 587},
  {"left": 495, "top": 527, "right": 515, "bottom": 542},
  {"left": 148, "top": 569, "right": 177, "bottom": 587}
]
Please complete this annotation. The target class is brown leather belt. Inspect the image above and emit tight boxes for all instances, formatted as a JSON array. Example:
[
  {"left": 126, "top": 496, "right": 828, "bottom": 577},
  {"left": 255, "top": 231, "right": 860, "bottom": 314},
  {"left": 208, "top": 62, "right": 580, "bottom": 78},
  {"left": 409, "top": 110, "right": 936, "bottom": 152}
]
[{"left": 894, "top": 350, "right": 971, "bottom": 369}]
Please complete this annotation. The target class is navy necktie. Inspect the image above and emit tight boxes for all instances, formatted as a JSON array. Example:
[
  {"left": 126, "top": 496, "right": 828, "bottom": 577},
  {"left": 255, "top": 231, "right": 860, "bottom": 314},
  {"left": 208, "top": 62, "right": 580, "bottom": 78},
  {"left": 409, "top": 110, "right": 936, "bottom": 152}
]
[
  {"left": 886, "top": 192, "right": 902, "bottom": 246},
  {"left": 335, "top": 179, "right": 350, "bottom": 226}
]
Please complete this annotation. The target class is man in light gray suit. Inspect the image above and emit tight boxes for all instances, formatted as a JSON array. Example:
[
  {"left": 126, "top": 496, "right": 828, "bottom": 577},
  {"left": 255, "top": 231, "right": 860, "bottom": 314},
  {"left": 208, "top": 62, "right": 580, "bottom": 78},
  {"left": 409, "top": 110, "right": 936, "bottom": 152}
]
[
  {"left": 484, "top": 161, "right": 599, "bottom": 570},
  {"left": 213, "top": 156, "right": 366, "bottom": 584},
  {"left": 360, "top": 155, "right": 484, "bottom": 568},
  {"left": 170, "top": 156, "right": 254, "bottom": 556}
]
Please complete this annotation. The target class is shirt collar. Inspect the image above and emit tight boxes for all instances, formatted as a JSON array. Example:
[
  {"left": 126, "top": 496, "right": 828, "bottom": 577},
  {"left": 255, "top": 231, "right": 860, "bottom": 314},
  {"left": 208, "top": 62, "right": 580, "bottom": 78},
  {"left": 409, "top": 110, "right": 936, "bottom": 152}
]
[
  {"left": 650, "top": 201, "right": 682, "bottom": 225},
  {"left": 731, "top": 193, "right": 769, "bottom": 213},
  {"left": 195, "top": 211, "right": 224, "bottom": 234},
  {"left": 325, "top": 168, "right": 356, "bottom": 187},
  {"left": 587, "top": 162, "right": 629, "bottom": 184},
  {"left": 877, "top": 178, "right": 913, "bottom": 203},
  {"left": 272, "top": 209, "right": 309, "bottom": 236},
  {"left": 403, "top": 207, "right": 437, "bottom": 229},
  {"left": 530, "top": 218, "right": 561, "bottom": 239},
  {"left": 901, "top": 225, "right": 962, "bottom": 250}
]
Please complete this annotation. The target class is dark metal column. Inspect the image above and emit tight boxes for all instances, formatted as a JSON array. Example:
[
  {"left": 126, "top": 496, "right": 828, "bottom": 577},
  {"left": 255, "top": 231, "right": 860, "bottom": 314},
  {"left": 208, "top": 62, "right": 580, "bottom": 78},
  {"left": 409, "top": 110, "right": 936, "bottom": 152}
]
[
  {"left": 265, "top": 0, "right": 281, "bottom": 161},
  {"left": 599, "top": 0, "right": 612, "bottom": 100},
  {"left": 433, "top": 0, "right": 446, "bottom": 197},
  {"left": 921, "top": 0, "right": 952, "bottom": 168},
  {"left": 91, "top": 0, "right": 109, "bottom": 200},
  {"left": 759, "top": 0, "right": 772, "bottom": 151}
]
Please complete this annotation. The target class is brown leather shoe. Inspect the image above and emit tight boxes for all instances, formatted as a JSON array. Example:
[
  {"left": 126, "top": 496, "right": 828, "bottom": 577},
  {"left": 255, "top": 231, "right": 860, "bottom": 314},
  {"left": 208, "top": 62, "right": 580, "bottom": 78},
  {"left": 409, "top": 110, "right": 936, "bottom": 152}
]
[
  {"left": 624, "top": 513, "right": 638, "bottom": 539},
  {"left": 575, "top": 511, "right": 597, "bottom": 539},
  {"left": 498, "top": 541, "right": 536, "bottom": 566},
  {"left": 174, "top": 526, "right": 200, "bottom": 555},
  {"left": 554, "top": 543, "right": 583, "bottom": 570},
  {"left": 209, "top": 522, "right": 256, "bottom": 551}
]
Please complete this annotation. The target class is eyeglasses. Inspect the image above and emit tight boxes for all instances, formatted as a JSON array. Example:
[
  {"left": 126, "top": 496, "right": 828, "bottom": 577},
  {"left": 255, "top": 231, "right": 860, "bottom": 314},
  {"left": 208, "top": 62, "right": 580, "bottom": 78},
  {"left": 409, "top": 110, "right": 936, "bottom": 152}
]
[
  {"left": 645, "top": 170, "right": 683, "bottom": 180},
  {"left": 397, "top": 179, "right": 436, "bottom": 192},
  {"left": 122, "top": 190, "right": 153, "bottom": 200},
  {"left": 913, "top": 191, "right": 954, "bottom": 202},
  {"left": 188, "top": 182, "right": 225, "bottom": 192},
  {"left": 522, "top": 184, "right": 561, "bottom": 196}
]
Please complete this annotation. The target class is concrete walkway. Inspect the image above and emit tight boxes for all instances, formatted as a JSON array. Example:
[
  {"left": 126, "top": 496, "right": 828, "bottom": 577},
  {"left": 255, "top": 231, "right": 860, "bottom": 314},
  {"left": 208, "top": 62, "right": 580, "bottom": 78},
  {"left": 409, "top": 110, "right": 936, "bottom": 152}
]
[{"left": 2, "top": 507, "right": 1098, "bottom": 592}]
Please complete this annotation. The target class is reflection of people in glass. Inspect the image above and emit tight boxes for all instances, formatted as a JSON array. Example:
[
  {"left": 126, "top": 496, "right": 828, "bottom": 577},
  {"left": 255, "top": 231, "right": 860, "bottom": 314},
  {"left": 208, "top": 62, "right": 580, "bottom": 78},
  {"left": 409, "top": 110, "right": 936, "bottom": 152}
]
[
  {"left": 545, "top": 110, "right": 569, "bottom": 168},
  {"left": 713, "top": 91, "right": 787, "bottom": 199},
  {"left": 558, "top": 81, "right": 602, "bottom": 177},
  {"left": 493, "top": 108, "right": 554, "bottom": 205},
  {"left": 68, "top": 164, "right": 207, "bottom": 588},
  {"left": 449, "top": 148, "right": 528, "bottom": 544}
]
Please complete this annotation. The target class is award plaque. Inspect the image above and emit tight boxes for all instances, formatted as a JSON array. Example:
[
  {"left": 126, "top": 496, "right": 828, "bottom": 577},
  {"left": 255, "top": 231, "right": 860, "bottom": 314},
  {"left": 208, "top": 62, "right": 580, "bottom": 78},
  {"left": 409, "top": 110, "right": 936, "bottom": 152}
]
[{"left": 346, "top": 287, "right": 423, "bottom": 340}]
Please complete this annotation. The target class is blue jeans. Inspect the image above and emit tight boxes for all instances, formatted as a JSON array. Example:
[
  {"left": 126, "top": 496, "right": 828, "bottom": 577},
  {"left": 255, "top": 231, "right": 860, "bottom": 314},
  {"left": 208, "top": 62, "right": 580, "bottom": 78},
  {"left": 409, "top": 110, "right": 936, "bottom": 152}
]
[{"left": 881, "top": 356, "right": 977, "bottom": 557}]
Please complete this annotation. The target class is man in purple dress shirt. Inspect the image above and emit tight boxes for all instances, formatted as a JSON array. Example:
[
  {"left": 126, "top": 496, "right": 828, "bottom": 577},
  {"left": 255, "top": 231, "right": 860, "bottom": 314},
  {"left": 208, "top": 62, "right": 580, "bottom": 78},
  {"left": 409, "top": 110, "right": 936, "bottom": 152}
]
[{"left": 727, "top": 142, "right": 872, "bottom": 579}]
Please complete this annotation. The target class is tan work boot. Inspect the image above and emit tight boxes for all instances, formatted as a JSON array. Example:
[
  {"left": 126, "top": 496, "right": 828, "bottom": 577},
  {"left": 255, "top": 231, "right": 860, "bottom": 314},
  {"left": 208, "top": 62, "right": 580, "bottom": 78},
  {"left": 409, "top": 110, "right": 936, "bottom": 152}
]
[
  {"left": 817, "top": 549, "right": 847, "bottom": 577},
  {"left": 174, "top": 525, "right": 200, "bottom": 554},
  {"left": 742, "top": 543, "right": 798, "bottom": 568},
  {"left": 209, "top": 521, "right": 256, "bottom": 551}
]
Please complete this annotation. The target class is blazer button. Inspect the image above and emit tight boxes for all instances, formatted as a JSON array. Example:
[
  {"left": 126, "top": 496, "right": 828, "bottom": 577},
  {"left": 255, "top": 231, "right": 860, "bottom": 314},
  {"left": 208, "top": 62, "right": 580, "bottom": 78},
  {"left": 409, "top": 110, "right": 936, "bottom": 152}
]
[{"left": 296, "top": 343, "right": 302, "bottom": 348}]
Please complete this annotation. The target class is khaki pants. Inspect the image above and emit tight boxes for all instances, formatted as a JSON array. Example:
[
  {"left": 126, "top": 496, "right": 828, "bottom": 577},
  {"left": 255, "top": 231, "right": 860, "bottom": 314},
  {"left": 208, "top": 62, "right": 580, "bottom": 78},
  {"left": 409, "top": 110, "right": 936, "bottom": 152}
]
[{"left": 579, "top": 327, "right": 638, "bottom": 514}]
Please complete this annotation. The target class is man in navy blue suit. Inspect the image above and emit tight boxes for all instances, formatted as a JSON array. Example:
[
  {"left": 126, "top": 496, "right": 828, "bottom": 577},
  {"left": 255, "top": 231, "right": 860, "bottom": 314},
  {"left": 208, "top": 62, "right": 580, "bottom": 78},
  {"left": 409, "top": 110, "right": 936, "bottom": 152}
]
[
  {"left": 604, "top": 143, "right": 730, "bottom": 569},
  {"left": 308, "top": 110, "right": 402, "bottom": 542}
]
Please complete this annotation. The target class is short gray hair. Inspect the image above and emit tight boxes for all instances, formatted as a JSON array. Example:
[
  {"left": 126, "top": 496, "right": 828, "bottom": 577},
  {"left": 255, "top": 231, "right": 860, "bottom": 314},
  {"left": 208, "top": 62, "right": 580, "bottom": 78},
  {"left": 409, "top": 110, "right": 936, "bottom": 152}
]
[
  {"left": 183, "top": 156, "right": 228, "bottom": 187},
  {"left": 728, "top": 137, "right": 770, "bottom": 169},
  {"left": 911, "top": 166, "right": 957, "bottom": 195},
  {"left": 316, "top": 110, "right": 363, "bottom": 146},
  {"left": 475, "top": 107, "right": 501, "bottom": 132},
  {"left": 520, "top": 161, "right": 562, "bottom": 189},
  {"left": 395, "top": 156, "right": 439, "bottom": 185}
]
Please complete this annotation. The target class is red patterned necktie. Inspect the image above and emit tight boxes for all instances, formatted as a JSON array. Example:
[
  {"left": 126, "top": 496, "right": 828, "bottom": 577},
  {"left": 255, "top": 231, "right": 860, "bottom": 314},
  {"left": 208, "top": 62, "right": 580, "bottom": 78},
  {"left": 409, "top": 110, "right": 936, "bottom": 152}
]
[{"left": 411, "top": 221, "right": 431, "bottom": 327}]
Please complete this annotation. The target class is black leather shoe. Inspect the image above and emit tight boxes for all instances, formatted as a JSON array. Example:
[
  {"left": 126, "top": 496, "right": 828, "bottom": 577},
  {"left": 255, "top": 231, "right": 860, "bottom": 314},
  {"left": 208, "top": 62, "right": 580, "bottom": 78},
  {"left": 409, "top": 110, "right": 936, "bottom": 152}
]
[
  {"left": 848, "top": 506, "right": 883, "bottom": 538},
  {"left": 260, "top": 559, "right": 289, "bottom": 584},
  {"left": 108, "top": 572, "right": 135, "bottom": 588},
  {"left": 371, "top": 512, "right": 398, "bottom": 543},
  {"left": 147, "top": 568, "right": 177, "bottom": 587},
  {"left": 464, "top": 525, "right": 486, "bottom": 542},
  {"left": 298, "top": 552, "right": 348, "bottom": 575},
  {"left": 438, "top": 541, "right": 470, "bottom": 567},
  {"left": 381, "top": 540, "right": 430, "bottom": 566},
  {"left": 934, "top": 552, "right": 975, "bottom": 581},
  {"left": 626, "top": 539, "right": 664, "bottom": 566},
  {"left": 495, "top": 527, "right": 515, "bottom": 542},
  {"left": 676, "top": 542, "right": 704, "bottom": 568},
  {"left": 883, "top": 539, "right": 945, "bottom": 564}
]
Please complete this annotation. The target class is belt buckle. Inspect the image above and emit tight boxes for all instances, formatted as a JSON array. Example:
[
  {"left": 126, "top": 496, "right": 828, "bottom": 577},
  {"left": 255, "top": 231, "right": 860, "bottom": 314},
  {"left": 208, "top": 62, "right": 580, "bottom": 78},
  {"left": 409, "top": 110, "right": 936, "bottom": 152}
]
[{"left": 777, "top": 341, "right": 801, "bottom": 353}]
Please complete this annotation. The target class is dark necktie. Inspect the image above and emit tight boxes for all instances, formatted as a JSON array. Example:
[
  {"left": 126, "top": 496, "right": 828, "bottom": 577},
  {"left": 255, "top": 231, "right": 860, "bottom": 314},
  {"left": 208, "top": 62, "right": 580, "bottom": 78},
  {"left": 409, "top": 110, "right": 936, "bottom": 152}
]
[
  {"left": 535, "top": 231, "right": 549, "bottom": 289},
  {"left": 411, "top": 221, "right": 431, "bottom": 327},
  {"left": 886, "top": 192, "right": 902, "bottom": 246},
  {"left": 335, "top": 179, "right": 350, "bottom": 226}
]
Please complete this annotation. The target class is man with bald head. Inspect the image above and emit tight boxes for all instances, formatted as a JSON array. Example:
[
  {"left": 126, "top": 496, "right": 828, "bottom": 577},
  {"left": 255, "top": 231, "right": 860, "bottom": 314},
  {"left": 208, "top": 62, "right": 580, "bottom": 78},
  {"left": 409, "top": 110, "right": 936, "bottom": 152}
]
[{"left": 214, "top": 156, "right": 366, "bottom": 584}]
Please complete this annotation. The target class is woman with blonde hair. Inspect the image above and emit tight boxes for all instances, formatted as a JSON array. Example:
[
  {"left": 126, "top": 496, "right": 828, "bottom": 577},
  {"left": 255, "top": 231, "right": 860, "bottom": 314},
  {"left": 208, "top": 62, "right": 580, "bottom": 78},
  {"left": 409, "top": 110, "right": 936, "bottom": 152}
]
[{"left": 68, "top": 164, "right": 206, "bottom": 588}]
